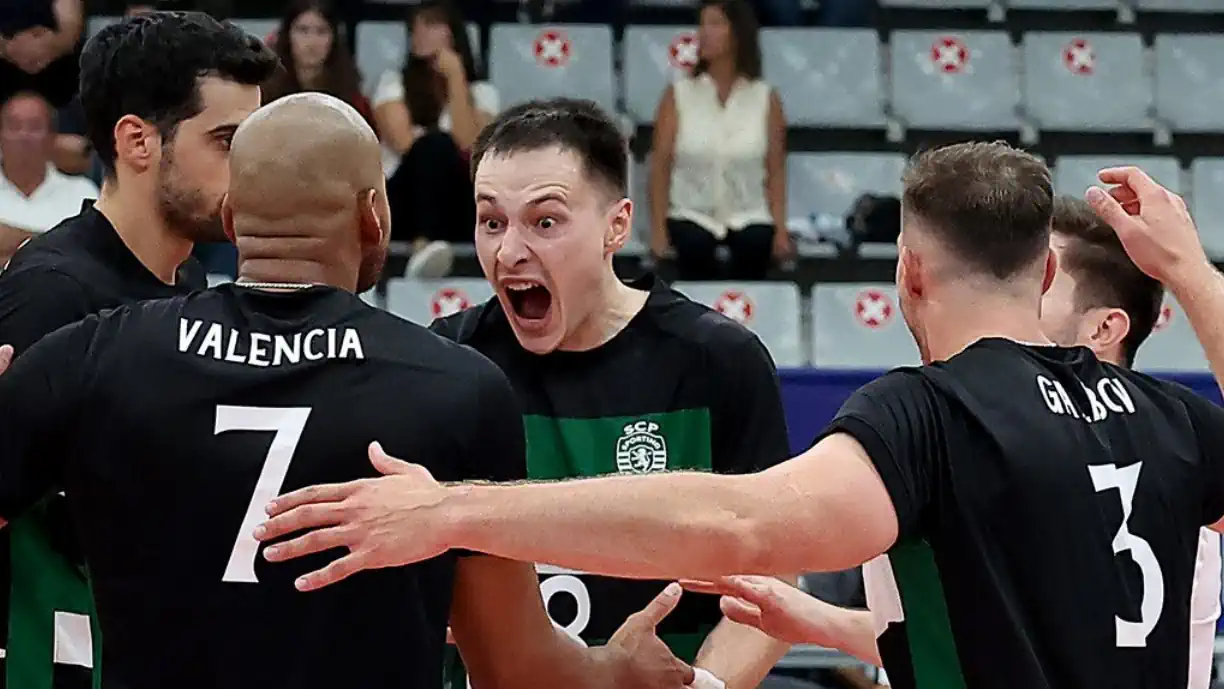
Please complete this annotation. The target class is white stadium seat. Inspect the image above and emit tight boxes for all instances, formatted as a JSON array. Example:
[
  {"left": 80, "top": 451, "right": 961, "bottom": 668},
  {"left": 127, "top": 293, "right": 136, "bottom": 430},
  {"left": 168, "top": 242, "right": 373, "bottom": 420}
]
[
  {"left": 672, "top": 282, "right": 806, "bottom": 367},
  {"left": 385, "top": 278, "right": 493, "bottom": 326},
  {"left": 812, "top": 284, "right": 920, "bottom": 369}
]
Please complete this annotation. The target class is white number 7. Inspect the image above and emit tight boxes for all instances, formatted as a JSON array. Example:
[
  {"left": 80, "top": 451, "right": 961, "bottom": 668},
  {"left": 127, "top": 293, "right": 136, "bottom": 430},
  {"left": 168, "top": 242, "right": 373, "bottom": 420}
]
[
  {"left": 1088, "top": 462, "right": 1165, "bottom": 647},
  {"left": 216, "top": 405, "right": 312, "bottom": 584}
]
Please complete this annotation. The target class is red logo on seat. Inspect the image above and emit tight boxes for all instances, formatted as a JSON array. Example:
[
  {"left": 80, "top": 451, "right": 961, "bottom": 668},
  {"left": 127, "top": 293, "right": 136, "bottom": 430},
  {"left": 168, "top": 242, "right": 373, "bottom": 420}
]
[
  {"left": 430, "top": 288, "right": 471, "bottom": 318},
  {"left": 1063, "top": 38, "right": 1095, "bottom": 75},
  {"left": 931, "top": 36, "right": 969, "bottom": 74},
  {"left": 854, "top": 289, "right": 894, "bottom": 329},
  {"left": 1154, "top": 304, "right": 1173, "bottom": 332},
  {"left": 715, "top": 290, "right": 755, "bottom": 324},
  {"left": 534, "top": 30, "right": 572, "bottom": 68},
  {"left": 668, "top": 32, "right": 699, "bottom": 70}
]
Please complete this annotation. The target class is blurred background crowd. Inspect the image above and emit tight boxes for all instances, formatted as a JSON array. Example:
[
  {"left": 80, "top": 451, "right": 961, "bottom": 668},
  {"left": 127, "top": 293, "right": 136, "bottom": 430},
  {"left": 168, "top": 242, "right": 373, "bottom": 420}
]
[{"left": 4, "top": 0, "right": 1224, "bottom": 687}]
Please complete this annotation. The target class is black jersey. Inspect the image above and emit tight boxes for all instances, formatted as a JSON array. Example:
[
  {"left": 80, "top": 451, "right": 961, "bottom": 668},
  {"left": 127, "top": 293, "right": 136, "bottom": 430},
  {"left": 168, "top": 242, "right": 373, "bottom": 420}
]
[
  {"left": 0, "top": 204, "right": 205, "bottom": 689},
  {"left": 431, "top": 274, "right": 791, "bottom": 668},
  {"left": 0, "top": 284, "right": 526, "bottom": 689},
  {"left": 818, "top": 338, "right": 1224, "bottom": 689}
]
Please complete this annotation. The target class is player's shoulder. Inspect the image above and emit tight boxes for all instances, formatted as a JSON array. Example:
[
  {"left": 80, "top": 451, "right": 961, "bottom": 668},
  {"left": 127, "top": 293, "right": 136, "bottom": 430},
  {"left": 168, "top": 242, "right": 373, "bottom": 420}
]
[
  {"left": 349, "top": 295, "right": 506, "bottom": 382},
  {"left": 638, "top": 275, "right": 770, "bottom": 361}
]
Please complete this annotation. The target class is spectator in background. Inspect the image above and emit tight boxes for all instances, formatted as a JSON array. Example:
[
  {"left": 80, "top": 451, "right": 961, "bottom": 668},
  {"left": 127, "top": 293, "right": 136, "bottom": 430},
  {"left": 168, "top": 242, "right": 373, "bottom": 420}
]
[
  {"left": 649, "top": 0, "right": 791, "bottom": 281},
  {"left": 262, "top": 0, "right": 372, "bottom": 124},
  {"left": 373, "top": 0, "right": 498, "bottom": 278},
  {"left": 0, "top": 91, "right": 97, "bottom": 266},
  {"left": 0, "top": 0, "right": 84, "bottom": 108}
]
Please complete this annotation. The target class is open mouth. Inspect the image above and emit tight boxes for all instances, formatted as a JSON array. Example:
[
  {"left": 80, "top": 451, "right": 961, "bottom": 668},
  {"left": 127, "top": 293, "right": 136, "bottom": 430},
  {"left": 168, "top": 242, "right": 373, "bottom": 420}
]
[{"left": 504, "top": 281, "right": 553, "bottom": 323}]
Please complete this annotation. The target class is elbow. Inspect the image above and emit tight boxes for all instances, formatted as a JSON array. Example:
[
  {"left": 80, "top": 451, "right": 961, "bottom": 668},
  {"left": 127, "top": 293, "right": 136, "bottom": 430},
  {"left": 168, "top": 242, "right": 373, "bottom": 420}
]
[{"left": 712, "top": 512, "right": 777, "bottom": 576}]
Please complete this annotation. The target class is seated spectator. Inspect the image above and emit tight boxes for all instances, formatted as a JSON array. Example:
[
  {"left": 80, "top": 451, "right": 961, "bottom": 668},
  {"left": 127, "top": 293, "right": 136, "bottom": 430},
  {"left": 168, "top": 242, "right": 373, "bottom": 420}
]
[
  {"left": 0, "top": 0, "right": 84, "bottom": 108},
  {"left": 261, "top": 0, "right": 372, "bottom": 124},
  {"left": 649, "top": 0, "right": 791, "bottom": 281},
  {"left": 0, "top": 91, "right": 97, "bottom": 266},
  {"left": 373, "top": 0, "right": 498, "bottom": 278}
]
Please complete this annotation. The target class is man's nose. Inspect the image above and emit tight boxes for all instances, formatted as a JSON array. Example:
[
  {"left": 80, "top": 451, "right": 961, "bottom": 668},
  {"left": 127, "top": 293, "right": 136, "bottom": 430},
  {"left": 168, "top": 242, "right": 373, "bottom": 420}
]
[{"left": 497, "top": 224, "right": 532, "bottom": 267}]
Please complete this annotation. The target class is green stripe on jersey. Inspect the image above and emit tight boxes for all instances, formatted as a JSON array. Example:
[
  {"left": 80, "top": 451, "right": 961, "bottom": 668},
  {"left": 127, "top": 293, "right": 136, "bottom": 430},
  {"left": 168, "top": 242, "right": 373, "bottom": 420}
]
[
  {"left": 890, "top": 540, "right": 968, "bottom": 689},
  {"left": 522, "top": 409, "right": 713, "bottom": 479}
]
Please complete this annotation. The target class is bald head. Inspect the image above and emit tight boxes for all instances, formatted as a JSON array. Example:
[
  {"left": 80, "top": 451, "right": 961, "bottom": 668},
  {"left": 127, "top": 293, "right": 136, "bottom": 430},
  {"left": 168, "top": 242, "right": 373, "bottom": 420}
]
[
  {"left": 225, "top": 93, "right": 391, "bottom": 292},
  {"left": 228, "top": 93, "right": 383, "bottom": 225}
]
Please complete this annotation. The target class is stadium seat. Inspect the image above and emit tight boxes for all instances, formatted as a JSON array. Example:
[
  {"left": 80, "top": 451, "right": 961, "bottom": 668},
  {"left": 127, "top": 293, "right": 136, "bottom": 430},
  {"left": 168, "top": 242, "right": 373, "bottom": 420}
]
[
  {"left": 1022, "top": 32, "right": 1150, "bottom": 132},
  {"left": 1053, "top": 155, "right": 1181, "bottom": 197},
  {"left": 356, "top": 22, "right": 483, "bottom": 98},
  {"left": 86, "top": 15, "right": 118, "bottom": 38},
  {"left": 629, "top": 157, "right": 653, "bottom": 252},
  {"left": 762, "top": 28, "right": 885, "bottom": 128},
  {"left": 207, "top": 274, "right": 234, "bottom": 287},
  {"left": 672, "top": 282, "right": 806, "bottom": 367},
  {"left": 385, "top": 278, "right": 493, "bottom": 326},
  {"left": 786, "top": 153, "right": 906, "bottom": 222},
  {"left": 1008, "top": 0, "right": 1119, "bottom": 8},
  {"left": 489, "top": 24, "right": 616, "bottom": 112},
  {"left": 889, "top": 31, "right": 1019, "bottom": 130},
  {"left": 1133, "top": 298, "right": 1209, "bottom": 372},
  {"left": 622, "top": 26, "right": 697, "bottom": 124},
  {"left": 1136, "top": 0, "right": 1219, "bottom": 10},
  {"left": 1154, "top": 35, "right": 1224, "bottom": 133},
  {"left": 811, "top": 284, "right": 920, "bottom": 369},
  {"left": 1190, "top": 159, "right": 1224, "bottom": 260},
  {"left": 879, "top": 0, "right": 992, "bottom": 7}
]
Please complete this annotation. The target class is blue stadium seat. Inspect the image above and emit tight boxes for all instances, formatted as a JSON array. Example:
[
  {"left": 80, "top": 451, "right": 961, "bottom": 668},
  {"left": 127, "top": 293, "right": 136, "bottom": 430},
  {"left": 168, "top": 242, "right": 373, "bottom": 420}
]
[
  {"left": 1136, "top": 0, "right": 1220, "bottom": 10},
  {"left": 355, "top": 21, "right": 483, "bottom": 98},
  {"left": 762, "top": 28, "right": 885, "bottom": 128},
  {"left": 879, "top": 0, "right": 992, "bottom": 7},
  {"left": 1053, "top": 155, "right": 1181, "bottom": 197},
  {"left": 489, "top": 24, "right": 616, "bottom": 112},
  {"left": 1133, "top": 298, "right": 1209, "bottom": 372},
  {"left": 889, "top": 31, "right": 1019, "bottom": 130},
  {"left": 1022, "top": 32, "right": 1150, "bottom": 132},
  {"left": 622, "top": 26, "right": 697, "bottom": 124},
  {"left": 812, "top": 284, "right": 920, "bottom": 369},
  {"left": 1008, "top": 0, "right": 1119, "bottom": 8},
  {"left": 786, "top": 153, "right": 906, "bottom": 223},
  {"left": 1154, "top": 34, "right": 1224, "bottom": 133},
  {"left": 1190, "top": 159, "right": 1224, "bottom": 260},
  {"left": 385, "top": 278, "right": 493, "bottom": 326},
  {"left": 673, "top": 282, "right": 806, "bottom": 367}
]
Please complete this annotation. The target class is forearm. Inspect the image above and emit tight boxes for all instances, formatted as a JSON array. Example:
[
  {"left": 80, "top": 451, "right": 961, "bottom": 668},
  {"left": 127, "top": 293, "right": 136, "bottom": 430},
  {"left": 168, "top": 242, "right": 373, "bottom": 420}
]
[
  {"left": 447, "top": 471, "right": 808, "bottom": 580},
  {"left": 766, "top": 173, "right": 787, "bottom": 235},
  {"left": 50, "top": 0, "right": 83, "bottom": 56},
  {"left": 445, "top": 78, "right": 480, "bottom": 150},
  {"left": 696, "top": 618, "right": 791, "bottom": 689},
  {"left": 524, "top": 627, "right": 625, "bottom": 689},
  {"left": 815, "top": 605, "right": 881, "bottom": 666},
  {"left": 1168, "top": 262, "right": 1224, "bottom": 397}
]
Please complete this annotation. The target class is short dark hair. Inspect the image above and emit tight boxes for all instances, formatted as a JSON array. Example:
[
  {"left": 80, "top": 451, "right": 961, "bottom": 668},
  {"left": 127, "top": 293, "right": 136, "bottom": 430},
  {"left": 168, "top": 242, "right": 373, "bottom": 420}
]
[
  {"left": 471, "top": 98, "right": 628, "bottom": 197},
  {"left": 902, "top": 141, "right": 1054, "bottom": 280},
  {"left": 80, "top": 11, "right": 279, "bottom": 175},
  {"left": 1052, "top": 196, "right": 1163, "bottom": 367},
  {"left": 263, "top": 0, "right": 362, "bottom": 107},
  {"left": 692, "top": 0, "right": 762, "bottom": 80}
]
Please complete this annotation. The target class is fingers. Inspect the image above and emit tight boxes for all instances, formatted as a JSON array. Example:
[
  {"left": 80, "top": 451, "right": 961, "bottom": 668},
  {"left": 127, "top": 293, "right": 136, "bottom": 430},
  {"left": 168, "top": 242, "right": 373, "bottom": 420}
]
[
  {"left": 678, "top": 579, "right": 722, "bottom": 595},
  {"left": 719, "top": 596, "right": 765, "bottom": 629},
  {"left": 630, "top": 582, "right": 684, "bottom": 629},
  {"left": 0, "top": 344, "right": 12, "bottom": 375},
  {"left": 263, "top": 525, "right": 351, "bottom": 563},
  {"left": 368, "top": 441, "right": 416, "bottom": 476},
  {"left": 256, "top": 503, "right": 347, "bottom": 542},
  {"left": 679, "top": 661, "right": 697, "bottom": 686},
  {"left": 264, "top": 482, "right": 356, "bottom": 517},
  {"left": 1097, "top": 166, "right": 1166, "bottom": 200},
  {"left": 294, "top": 551, "right": 369, "bottom": 592},
  {"left": 1086, "top": 187, "right": 1143, "bottom": 237},
  {"left": 1108, "top": 185, "right": 1141, "bottom": 213}
]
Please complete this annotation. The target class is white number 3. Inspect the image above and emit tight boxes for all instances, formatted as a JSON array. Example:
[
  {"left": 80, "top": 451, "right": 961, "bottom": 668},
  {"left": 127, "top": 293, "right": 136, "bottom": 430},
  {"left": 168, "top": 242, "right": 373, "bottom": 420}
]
[
  {"left": 216, "top": 405, "right": 312, "bottom": 584},
  {"left": 1088, "top": 462, "right": 1165, "bottom": 647}
]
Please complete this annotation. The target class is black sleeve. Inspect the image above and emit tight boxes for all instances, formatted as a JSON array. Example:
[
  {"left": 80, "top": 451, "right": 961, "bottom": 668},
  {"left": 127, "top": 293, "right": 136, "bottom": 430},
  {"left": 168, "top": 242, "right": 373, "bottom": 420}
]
[
  {"left": 0, "top": 316, "right": 99, "bottom": 520},
  {"left": 1169, "top": 386, "right": 1224, "bottom": 526},
  {"left": 461, "top": 353, "right": 527, "bottom": 484},
  {"left": 427, "top": 315, "right": 461, "bottom": 342},
  {"left": 709, "top": 332, "right": 792, "bottom": 474},
  {"left": 815, "top": 370, "right": 944, "bottom": 542},
  {"left": 0, "top": 267, "right": 94, "bottom": 355}
]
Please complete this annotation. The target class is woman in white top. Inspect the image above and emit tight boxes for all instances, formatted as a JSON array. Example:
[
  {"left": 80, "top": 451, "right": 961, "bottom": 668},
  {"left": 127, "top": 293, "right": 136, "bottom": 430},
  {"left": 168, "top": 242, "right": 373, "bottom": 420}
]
[
  {"left": 649, "top": 0, "right": 791, "bottom": 281},
  {"left": 371, "top": 0, "right": 500, "bottom": 276}
]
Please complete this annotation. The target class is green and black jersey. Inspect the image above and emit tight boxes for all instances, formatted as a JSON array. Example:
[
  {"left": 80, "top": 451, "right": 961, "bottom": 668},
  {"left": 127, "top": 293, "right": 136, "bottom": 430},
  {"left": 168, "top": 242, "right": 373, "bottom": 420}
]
[{"left": 431, "top": 274, "right": 791, "bottom": 685}]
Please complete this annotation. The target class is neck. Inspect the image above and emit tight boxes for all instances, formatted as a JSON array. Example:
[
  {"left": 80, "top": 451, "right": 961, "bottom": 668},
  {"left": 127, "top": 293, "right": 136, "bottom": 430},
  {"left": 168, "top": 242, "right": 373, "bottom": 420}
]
[
  {"left": 706, "top": 59, "right": 738, "bottom": 88},
  {"left": 297, "top": 65, "right": 324, "bottom": 89},
  {"left": 93, "top": 179, "right": 194, "bottom": 285},
  {"left": 918, "top": 288, "right": 1052, "bottom": 364},
  {"left": 237, "top": 257, "right": 355, "bottom": 293},
  {"left": 559, "top": 268, "right": 649, "bottom": 352},
  {"left": 2, "top": 158, "right": 48, "bottom": 196}
]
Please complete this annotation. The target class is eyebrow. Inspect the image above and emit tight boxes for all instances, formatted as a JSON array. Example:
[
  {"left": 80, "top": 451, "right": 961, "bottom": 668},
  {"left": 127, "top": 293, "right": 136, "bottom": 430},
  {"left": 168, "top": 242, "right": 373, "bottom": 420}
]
[{"left": 475, "top": 191, "right": 568, "bottom": 206}]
